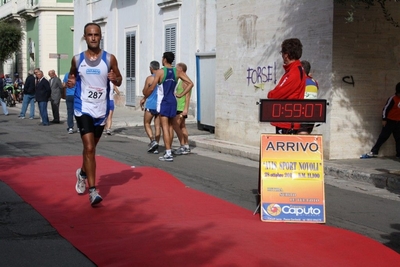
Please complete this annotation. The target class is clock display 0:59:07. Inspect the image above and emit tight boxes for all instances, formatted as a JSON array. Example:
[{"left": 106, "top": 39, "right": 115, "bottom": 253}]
[{"left": 259, "top": 99, "right": 327, "bottom": 122}]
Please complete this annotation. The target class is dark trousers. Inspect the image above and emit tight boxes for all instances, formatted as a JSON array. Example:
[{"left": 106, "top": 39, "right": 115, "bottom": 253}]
[
  {"left": 66, "top": 95, "right": 74, "bottom": 129},
  {"left": 50, "top": 98, "right": 60, "bottom": 122},
  {"left": 38, "top": 101, "right": 49, "bottom": 125},
  {"left": 371, "top": 119, "right": 400, "bottom": 157}
]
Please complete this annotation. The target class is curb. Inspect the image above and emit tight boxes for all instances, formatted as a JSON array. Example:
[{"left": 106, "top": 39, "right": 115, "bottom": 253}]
[{"left": 324, "top": 163, "right": 400, "bottom": 191}]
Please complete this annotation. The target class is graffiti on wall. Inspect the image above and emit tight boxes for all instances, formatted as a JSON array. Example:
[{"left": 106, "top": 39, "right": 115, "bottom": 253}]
[
  {"left": 247, "top": 63, "right": 277, "bottom": 86},
  {"left": 342, "top": 75, "right": 355, "bottom": 87}
]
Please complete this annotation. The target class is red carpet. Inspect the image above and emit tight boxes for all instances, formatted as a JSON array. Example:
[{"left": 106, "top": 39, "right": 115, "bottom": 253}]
[{"left": 1, "top": 156, "right": 399, "bottom": 267}]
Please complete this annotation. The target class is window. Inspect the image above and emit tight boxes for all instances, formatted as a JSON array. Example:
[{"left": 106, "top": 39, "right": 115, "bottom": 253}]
[
  {"left": 125, "top": 32, "right": 136, "bottom": 106},
  {"left": 165, "top": 23, "right": 176, "bottom": 66}
]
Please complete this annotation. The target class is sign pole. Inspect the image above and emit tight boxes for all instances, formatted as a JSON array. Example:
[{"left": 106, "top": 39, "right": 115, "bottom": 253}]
[
  {"left": 57, "top": 54, "right": 60, "bottom": 77},
  {"left": 49, "top": 53, "right": 69, "bottom": 75}
]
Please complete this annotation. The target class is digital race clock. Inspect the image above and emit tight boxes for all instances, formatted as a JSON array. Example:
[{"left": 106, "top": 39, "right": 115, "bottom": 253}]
[{"left": 258, "top": 99, "right": 327, "bottom": 123}]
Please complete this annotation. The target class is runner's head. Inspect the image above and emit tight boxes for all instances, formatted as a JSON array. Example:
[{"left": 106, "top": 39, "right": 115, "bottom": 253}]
[
  {"left": 150, "top": 61, "right": 160, "bottom": 71},
  {"left": 162, "top": 52, "right": 175, "bottom": 65},
  {"left": 176, "top": 62, "right": 187, "bottom": 73},
  {"left": 83, "top": 23, "right": 102, "bottom": 50}
]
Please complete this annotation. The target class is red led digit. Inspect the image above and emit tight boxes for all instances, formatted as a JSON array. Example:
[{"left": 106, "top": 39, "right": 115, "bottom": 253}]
[
  {"left": 284, "top": 104, "right": 292, "bottom": 117},
  {"left": 293, "top": 104, "right": 302, "bottom": 117},
  {"left": 315, "top": 103, "right": 323, "bottom": 117},
  {"left": 305, "top": 103, "right": 313, "bottom": 117},
  {"left": 272, "top": 104, "right": 281, "bottom": 117}
]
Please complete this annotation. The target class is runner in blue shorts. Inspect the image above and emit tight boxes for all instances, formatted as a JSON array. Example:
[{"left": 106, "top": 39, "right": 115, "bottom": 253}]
[
  {"left": 143, "top": 52, "right": 194, "bottom": 162},
  {"left": 140, "top": 61, "right": 161, "bottom": 153}
]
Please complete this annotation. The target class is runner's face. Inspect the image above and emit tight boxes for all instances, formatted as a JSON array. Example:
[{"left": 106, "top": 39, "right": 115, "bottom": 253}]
[{"left": 84, "top": 25, "right": 101, "bottom": 49}]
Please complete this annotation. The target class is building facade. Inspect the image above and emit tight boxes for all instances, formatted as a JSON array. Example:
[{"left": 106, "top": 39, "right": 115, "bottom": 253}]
[
  {"left": 74, "top": 0, "right": 400, "bottom": 159},
  {"left": 74, "top": 0, "right": 216, "bottom": 109},
  {"left": 0, "top": 0, "right": 74, "bottom": 80}
]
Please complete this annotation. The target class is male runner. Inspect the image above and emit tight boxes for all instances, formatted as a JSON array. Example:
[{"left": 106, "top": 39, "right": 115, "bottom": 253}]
[{"left": 67, "top": 22, "right": 122, "bottom": 205}]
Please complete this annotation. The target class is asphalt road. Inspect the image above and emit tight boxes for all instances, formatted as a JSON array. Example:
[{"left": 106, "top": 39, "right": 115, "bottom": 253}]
[{"left": 0, "top": 112, "right": 399, "bottom": 266}]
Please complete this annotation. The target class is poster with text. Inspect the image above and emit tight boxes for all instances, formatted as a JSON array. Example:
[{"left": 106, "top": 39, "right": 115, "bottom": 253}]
[{"left": 260, "top": 134, "right": 325, "bottom": 223}]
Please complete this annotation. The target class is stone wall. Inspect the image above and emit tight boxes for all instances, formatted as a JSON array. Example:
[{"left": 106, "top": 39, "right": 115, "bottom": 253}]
[{"left": 331, "top": 2, "right": 400, "bottom": 158}]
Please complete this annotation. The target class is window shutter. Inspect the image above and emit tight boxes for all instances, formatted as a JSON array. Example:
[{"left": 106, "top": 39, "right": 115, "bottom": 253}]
[{"left": 165, "top": 24, "right": 176, "bottom": 65}]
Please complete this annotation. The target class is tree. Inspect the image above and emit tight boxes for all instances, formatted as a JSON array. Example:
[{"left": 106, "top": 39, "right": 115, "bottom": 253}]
[
  {"left": 0, "top": 22, "right": 23, "bottom": 62},
  {"left": 335, "top": 0, "right": 400, "bottom": 27}
]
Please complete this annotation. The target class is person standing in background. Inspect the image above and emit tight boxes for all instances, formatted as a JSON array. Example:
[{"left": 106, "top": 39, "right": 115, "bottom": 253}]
[
  {"left": 48, "top": 70, "right": 63, "bottom": 123},
  {"left": 172, "top": 63, "right": 192, "bottom": 155},
  {"left": 63, "top": 72, "right": 77, "bottom": 134},
  {"left": 361, "top": 82, "right": 400, "bottom": 159},
  {"left": 19, "top": 70, "right": 36, "bottom": 119},
  {"left": 297, "top": 60, "right": 319, "bottom": 135},
  {"left": 267, "top": 38, "right": 306, "bottom": 134},
  {"left": 0, "top": 76, "right": 8, "bottom": 115},
  {"left": 104, "top": 81, "right": 120, "bottom": 135},
  {"left": 13, "top": 73, "right": 23, "bottom": 103},
  {"left": 140, "top": 60, "right": 161, "bottom": 154},
  {"left": 35, "top": 70, "right": 51, "bottom": 126},
  {"left": 4, "top": 74, "right": 15, "bottom": 105}
]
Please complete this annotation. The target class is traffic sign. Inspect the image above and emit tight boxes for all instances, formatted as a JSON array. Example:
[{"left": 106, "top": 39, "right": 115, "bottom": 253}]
[{"left": 49, "top": 53, "right": 68, "bottom": 59}]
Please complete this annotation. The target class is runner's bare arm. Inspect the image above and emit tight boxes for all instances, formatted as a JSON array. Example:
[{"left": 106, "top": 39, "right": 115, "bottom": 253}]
[
  {"left": 108, "top": 55, "right": 122, "bottom": 87},
  {"left": 182, "top": 84, "right": 192, "bottom": 116},
  {"left": 143, "top": 69, "right": 162, "bottom": 97},
  {"left": 176, "top": 72, "right": 193, "bottom": 98},
  {"left": 67, "top": 57, "right": 77, "bottom": 88},
  {"left": 142, "top": 76, "right": 154, "bottom": 95}
]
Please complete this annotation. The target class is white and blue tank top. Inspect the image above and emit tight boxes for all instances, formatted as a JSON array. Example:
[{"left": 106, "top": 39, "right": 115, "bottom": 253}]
[{"left": 74, "top": 50, "right": 111, "bottom": 125}]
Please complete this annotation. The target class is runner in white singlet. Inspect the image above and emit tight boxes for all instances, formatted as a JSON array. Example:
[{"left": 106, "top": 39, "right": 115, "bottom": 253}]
[{"left": 67, "top": 22, "right": 122, "bottom": 206}]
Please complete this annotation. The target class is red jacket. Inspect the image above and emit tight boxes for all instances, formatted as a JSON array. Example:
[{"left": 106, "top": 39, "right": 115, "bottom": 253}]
[
  {"left": 383, "top": 95, "right": 400, "bottom": 121},
  {"left": 267, "top": 60, "right": 306, "bottom": 129}
]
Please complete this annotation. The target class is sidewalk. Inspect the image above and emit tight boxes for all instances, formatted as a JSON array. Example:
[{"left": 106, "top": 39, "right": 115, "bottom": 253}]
[{"left": 12, "top": 100, "right": 400, "bottom": 191}]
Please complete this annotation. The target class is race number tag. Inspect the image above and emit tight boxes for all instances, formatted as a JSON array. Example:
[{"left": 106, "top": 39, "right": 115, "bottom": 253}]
[{"left": 83, "top": 86, "right": 106, "bottom": 102}]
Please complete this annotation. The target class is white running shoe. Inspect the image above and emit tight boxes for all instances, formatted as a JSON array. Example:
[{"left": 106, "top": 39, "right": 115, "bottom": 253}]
[
  {"left": 89, "top": 189, "right": 103, "bottom": 206},
  {"left": 159, "top": 153, "right": 173, "bottom": 162},
  {"left": 75, "top": 168, "right": 87, "bottom": 194}
]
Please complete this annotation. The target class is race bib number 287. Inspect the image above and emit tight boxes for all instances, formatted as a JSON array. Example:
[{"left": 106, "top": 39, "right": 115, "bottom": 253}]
[{"left": 84, "top": 86, "right": 106, "bottom": 101}]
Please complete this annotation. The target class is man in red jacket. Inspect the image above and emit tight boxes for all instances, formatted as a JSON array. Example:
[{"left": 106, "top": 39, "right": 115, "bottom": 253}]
[
  {"left": 268, "top": 38, "right": 306, "bottom": 134},
  {"left": 360, "top": 82, "right": 400, "bottom": 159}
]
